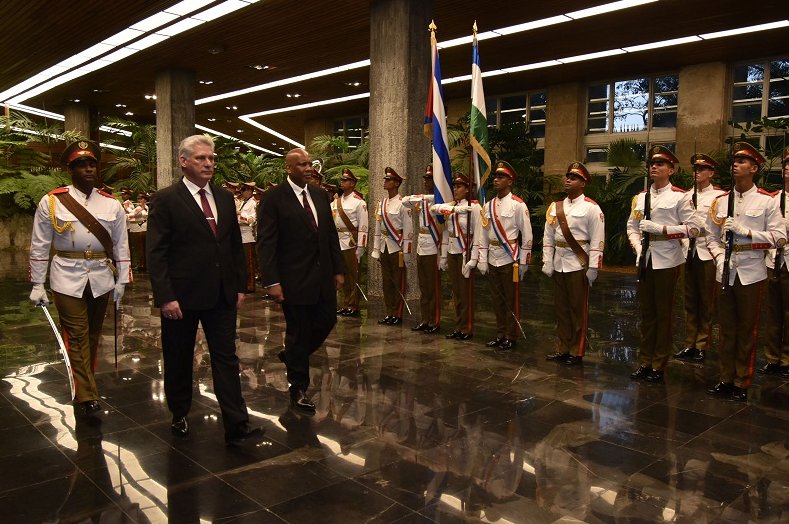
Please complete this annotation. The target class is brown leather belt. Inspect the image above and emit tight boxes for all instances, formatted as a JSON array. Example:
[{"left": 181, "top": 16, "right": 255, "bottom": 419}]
[
  {"left": 56, "top": 250, "right": 108, "bottom": 259},
  {"left": 733, "top": 244, "right": 754, "bottom": 252},
  {"left": 556, "top": 239, "right": 588, "bottom": 248}
]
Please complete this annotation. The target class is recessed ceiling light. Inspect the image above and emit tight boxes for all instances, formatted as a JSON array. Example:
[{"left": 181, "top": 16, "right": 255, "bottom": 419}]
[
  {"left": 345, "top": 81, "right": 362, "bottom": 87},
  {"left": 115, "top": 103, "right": 127, "bottom": 107},
  {"left": 92, "top": 89, "right": 107, "bottom": 93},
  {"left": 144, "top": 94, "right": 157, "bottom": 100},
  {"left": 125, "top": 111, "right": 134, "bottom": 115},
  {"left": 69, "top": 98, "right": 81, "bottom": 102},
  {"left": 207, "top": 117, "right": 216, "bottom": 122},
  {"left": 199, "top": 80, "right": 214, "bottom": 85},
  {"left": 225, "top": 105, "right": 238, "bottom": 110},
  {"left": 248, "top": 64, "right": 269, "bottom": 70},
  {"left": 286, "top": 93, "right": 301, "bottom": 98},
  {"left": 236, "top": 129, "right": 243, "bottom": 133}
]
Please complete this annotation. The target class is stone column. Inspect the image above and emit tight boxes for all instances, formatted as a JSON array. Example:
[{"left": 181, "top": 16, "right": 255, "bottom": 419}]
[
  {"left": 63, "top": 103, "right": 91, "bottom": 138},
  {"left": 676, "top": 62, "right": 728, "bottom": 168},
  {"left": 543, "top": 82, "right": 584, "bottom": 177},
  {"left": 367, "top": 0, "right": 432, "bottom": 298},
  {"left": 155, "top": 69, "right": 195, "bottom": 189},
  {"left": 303, "top": 117, "right": 333, "bottom": 150}
]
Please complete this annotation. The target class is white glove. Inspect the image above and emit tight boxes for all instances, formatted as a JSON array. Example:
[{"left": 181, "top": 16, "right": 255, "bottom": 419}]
[
  {"left": 586, "top": 268, "right": 598, "bottom": 286},
  {"left": 462, "top": 259, "right": 476, "bottom": 277},
  {"left": 518, "top": 263, "right": 528, "bottom": 279},
  {"left": 541, "top": 263, "right": 554, "bottom": 278},
  {"left": 453, "top": 205, "right": 473, "bottom": 213},
  {"left": 639, "top": 219, "right": 662, "bottom": 234},
  {"left": 402, "top": 253, "right": 411, "bottom": 264},
  {"left": 113, "top": 283, "right": 125, "bottom": 303},
  {"left": 356, "top": 247, "right": 365, "bottom": 263},
  {"left": 634, "top": 244, "right": 643, "bottom": 267},
  {"left": 478, "top": 260, "right": 489, "bottom": 275},
  {"left": 29, "top": 284, "right": 49, "bottom": 306},
  {"left": 716, "top": 258, "right": 725, "bottom": 281},
  {"left": 439, "top": 258, "right": 448, "bottom": 271},
  {"left": 723, "top": 217, "right": 749, "bottom": 237},
  {"left": 371, "top": 249, "right": 380, "bottom": 260}
]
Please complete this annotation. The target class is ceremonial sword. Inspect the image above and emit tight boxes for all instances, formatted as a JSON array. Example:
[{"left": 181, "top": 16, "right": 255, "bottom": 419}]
[{"left": 38, "top": 304, "right": 76, "bottom": 400}]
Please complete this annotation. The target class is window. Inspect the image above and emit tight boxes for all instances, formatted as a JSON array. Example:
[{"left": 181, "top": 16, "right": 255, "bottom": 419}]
[
  {"left": 333, "top": 115, "right": 368, "bottom": 149},
  {"left": 586, "top": 74, "right": 679, "bottom": 134},
  {"left": 485, "top": 91, "right": 547, "bottom": 140}
]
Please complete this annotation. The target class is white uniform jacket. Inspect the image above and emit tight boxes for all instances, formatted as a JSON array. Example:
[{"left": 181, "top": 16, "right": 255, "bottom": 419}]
[
  {"left": 372, "top": 194, "right": 414, "bottom": 255},
  {"left": 478, "top": 192, "right": 532, "bottom": 268},
  {"left": 331, "top": 192, "right": 368, "bottom": 252},
  {"left": 127, "top": 203, "right": 148, "bottom": 233},
  {"left": 766, "top": 191, "right": 789, "bottom": 271},
  {"left": 29, "top": 185, "right": 131, "bottom": 298},
  {"left": 706, "top": 185, "right": 786, "bottom": 285},
  {"left": 431, "top": 199, "right": 482, "bottom": 260},
  {"left": 687, "top": 185, "right": 726, "bottom": 261},
  {"left": 402, "top": 193, "right": 440, "bottom": 256},
  {"left": 237, "top": 197, "right": 257, "bottom": 244},
  {"left": 627, "top": 184, "right": 696, "bottom": 270},
  {"left": 543, "top": 194, "right": 605, "bottom": 272}
]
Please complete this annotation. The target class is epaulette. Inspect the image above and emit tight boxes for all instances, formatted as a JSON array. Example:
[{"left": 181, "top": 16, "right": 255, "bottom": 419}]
[
  {"left": 758, "top": 187, "right": 778, "bottom": 197},
  {"left": 353, "top": 191, "right": 364, "bottom": 199},
  {"left": 713, "top": 185, "right": 722, "bottom": 190},
  {"left": 48, "top": 187, "right": 68, "bottom": 195},
  {"left": 671, "top": 186, "right": 687, "bottom": 192},
  {"left": 471, "top": 200, "right": 479, "bottom": 204},
  {"left": 584, "top": 196, "right": 599, "bottom": 205},
  {"left": 716, "top": 191, "right": 730, "bottom": 199},
  {"left": 511, "top": 195, "right": 524, "bottom": 203},
  {"left": 98, "top": 190, "right": 114, "bottom": 198}
]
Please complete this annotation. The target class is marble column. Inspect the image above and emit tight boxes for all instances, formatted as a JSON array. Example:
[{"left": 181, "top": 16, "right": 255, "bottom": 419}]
[
  {"left": 63, "top": 103, "right": 91, "bottom": 139},
  {"left": 155, "top": 69, "right": 195, "bottom": 189},
  {"left": 676, "top": 62, "right": 728, "bottom": 168},
  {"left": 543, "top": 82, "right": 584, "bottom": 177},
  {"left": 367, "top": 0, "right": 432, "bottom": 298}
]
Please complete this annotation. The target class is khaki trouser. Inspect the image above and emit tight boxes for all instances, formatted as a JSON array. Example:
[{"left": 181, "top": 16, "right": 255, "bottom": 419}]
[
  {"left": 417, "top": 253, "right": 440, "bottom": 325},
  {"left": 447, "top": 253, "right": 474, "bottom": 333},
  {"left": 243, "top": 242, "right": 256, "bottom": 293},
  {"left": 553, "top": 269, "right": 589, "bottom": 356},
  {"left": 340, "top": 248, "right": 360, "bottom": 310},
  {"left": 717, "top": 276, "right": 765, "bottom": 387},
  {"left": 683, "top": 254, "right": 717, "bottom": 350},
  {"left": 53, "top": 283, "right": 111, "bottom": 402},
  {"left": 638, "top": 263, "right": 681, "bottom": 370},
  {"left": 764, "top": 266, "right": 789, "bottom": 366},
  {"left": 380, "top": 250, "right": 405, "bottom": 317},
  {"left": 489, "top": 262, "right": 519, "bottom": 340}
]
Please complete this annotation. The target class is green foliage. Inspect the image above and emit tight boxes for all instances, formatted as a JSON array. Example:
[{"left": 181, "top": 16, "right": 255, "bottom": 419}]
[
  {"left": 308, "top": 134, "right": 369, "bottom": 170},
  {"left": 212, "top": 138, "right": 285, "bottom": 187},
  {"left": 323, "top": 165, "right": 370, "bottom": 197},
  {"left": 728, "top": 117, "right": 789, "bottom": 191},
  {"left": 606, "top": 138, "right": 642, "bottom": 173},
  {"left": 101, "top": 117, "right": 157, "bottom": 193}
]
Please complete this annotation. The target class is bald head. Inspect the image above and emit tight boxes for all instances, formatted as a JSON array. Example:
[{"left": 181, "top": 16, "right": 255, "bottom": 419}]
[{"left": 285, "top": 148, "right": 313, "bottom": 187}]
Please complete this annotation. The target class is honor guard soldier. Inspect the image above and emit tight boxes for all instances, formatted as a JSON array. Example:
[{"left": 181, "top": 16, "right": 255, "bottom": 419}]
[
  {"left": 762, "top": 146, "right": 789, "bottom": 378},
  {"left": 237, "top": 181, "right": 258, "bottom": 293},
  {"left": 126, "top": 192, "right": 149, "bottom": 271},
  {"left": 28, "top": 140, "right": 131, "bottom": 415},
  {"left": 402, "top": 165, "right": 442, "bottom": 334},
  {"left": 627, "top": 145, "right": 697, "bottom": 383},
  {"left": 432, "top": 173, "right": 482, "bottom": 340},
  {"left": 332, "top": 168, "right": 368, "bottom": 316},
  {"left": 543, "top": 162, "right": 605, "bottom": 366},
  {"left": 706, "top": 142, "right": 786, "bottom": 400},
  {"left": 675, "top": 154, "right": 725, "bottom": 363},
  {"left": 467, "top": 161, "right": 532, "bottom": 351},
  {"left": 371, "top": 167, "right": 414, "bottom": 325},
  {"left": 309, "top": 159, "right": 335, "bottom": 203}
]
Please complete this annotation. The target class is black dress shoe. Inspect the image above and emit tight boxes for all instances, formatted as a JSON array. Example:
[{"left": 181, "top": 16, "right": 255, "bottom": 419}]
[
  {"left": 546, "top": 352, "right": 570, "bottom": 362},
  {"left": 758, "top": 362, "right": 781, "bottom": 375},
  {"left": 171, "top": 416, "right": 189, "bottom": 437},
  {"left": 457, "top": 332, "right": 473, "bottom": 340},
  {"left": 411, "top": 322, "right": 428, "bottom": 331},
  {"left": 423, "top": 324, "right": 440, "bottom": 334},
  {"left": 496, "top": 339, "right": 516, "bottom": 351},
  {"left": 673, "top": 347, "right": 698, "bottom": 361},
  {"left": 730, "top": 386, "right": 748, "bottom": 402},
  {"left": 81, "top": 400, "right": 101, "bottom": 415},
  {"left": 446, "top": 330, "right": 462, "bottom": 339},
  {"left": 378, "top": 316, "right": 392, "bottom": 324},
  {"left": 486, "top": 337, "right": 505, "bottom": 347},
  {"left": 226, "top": 425, "right": 265, "bottom": 446},
  {"left": 336, "top": 307, "right": 347, "bottom": 315},
  {"left": 290, "top": 389, "right": 316, "bottom": 415},
  {"left": 707, "top": 382, "right": 733, "bottom": 397},
  {"left": 277, "top": 350, "right": 287, "bottom": 364},
  {"left": 645, "top": 369, "right": 664, "bottom": 382},
  {"left": 693, "top": 350, "right": 706, "bottom": 362},
  {"left": 564, "top": 355, "right": 583, "bottom": 367},
  {"left": 344, "top": 309, "right": 360, "bottom": 317},
  {"left": 388, "top": 317, "right": 402, "bottom": 325},
  {"left": 630, "top": 366, "right": 650, "bottom": 380}
]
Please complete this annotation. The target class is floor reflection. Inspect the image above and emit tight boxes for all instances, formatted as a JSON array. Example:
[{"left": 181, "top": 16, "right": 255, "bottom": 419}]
[{"left": 0, "top": 269, "right": 787, "bottom": 523}]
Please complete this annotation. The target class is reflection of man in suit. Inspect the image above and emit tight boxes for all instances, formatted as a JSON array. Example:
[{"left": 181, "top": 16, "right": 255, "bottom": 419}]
[
  {"left": 147, "top": 135, "right": 262, "bottom": 445},
  {"left": 257, "top": 148, "right": 345, "bottom": 415}
]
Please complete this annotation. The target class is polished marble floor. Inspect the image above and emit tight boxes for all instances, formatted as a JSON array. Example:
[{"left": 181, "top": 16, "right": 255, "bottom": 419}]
[{"left": 0, "top": 263, "right": 787, "bottom": 523}]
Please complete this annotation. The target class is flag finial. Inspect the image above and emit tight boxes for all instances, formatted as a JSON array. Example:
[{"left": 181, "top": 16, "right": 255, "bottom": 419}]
[
  {"left": 429, "top": 19, "right": 437, "bottom": 32},
  {"left": 473, "top": 20, "right": 478, "bottom": 35}
]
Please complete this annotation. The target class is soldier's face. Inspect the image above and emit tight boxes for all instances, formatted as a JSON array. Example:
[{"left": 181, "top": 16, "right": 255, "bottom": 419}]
[
  {"left": 453, "top": 184, "right": 469, "bottom": 201},
  {"left": 732, "top": 156, "right": 757, "bottom": 180},
  {"left": 564, "top": 174, "right": 585, "bottom": 194},
  {"left": 69, "top": 158, "right": 98, "bottom": 188},
  {"left": 492, "top": 174, "right": 511, "bottom": 191},
  {"left": 424, "top": 178, "right": 434, "bottom": 193},
  {"left": 693, "top": 166, "right": 714, "bottom": 186},
  {"left": 649, "top": 160, "right": 673, "bottom": 184},
  {"left": 180, "top": 144, "right": 215, "bottom": 187}
]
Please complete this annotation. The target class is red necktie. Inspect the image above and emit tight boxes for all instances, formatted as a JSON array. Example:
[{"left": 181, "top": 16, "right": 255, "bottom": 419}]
[
  {"left": 302, "top": 190, "right": 317, "bottom": 231},
  {"left": 198, "top": 188, "right": 218, "bottom": 237}
]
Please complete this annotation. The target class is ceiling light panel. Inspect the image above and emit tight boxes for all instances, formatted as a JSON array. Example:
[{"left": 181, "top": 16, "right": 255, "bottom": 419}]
[
  {"left": 164, "top": 0, "right": 216, "bottom": 16},
  {"left": 130, "top": 11, "right": 179, "bottom": 32},
  {"left": 191, "top": 0, "right": 249, "bottom": 22},
  {"left": 566, "top": 0, "right": 658, "bottom": 20}
]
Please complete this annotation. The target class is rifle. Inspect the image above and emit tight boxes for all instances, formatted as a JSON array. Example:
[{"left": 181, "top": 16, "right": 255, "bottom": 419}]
[
  {"left": 721, "top": 140, "right": 735, "bottom": 294},
  {"left": 639, "top": 163, "right": 652, "bottom": 281},
  {"left": 774, "top": 156, "right": 787, "bottom": 280}
]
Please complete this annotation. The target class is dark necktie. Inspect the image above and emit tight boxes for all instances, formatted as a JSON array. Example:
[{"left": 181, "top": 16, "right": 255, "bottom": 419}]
[
  {"left": 198, "top": 188, "right": 218, "bottom": 237},
  {"left": 302, "top": 190, "right": 317, "bottom": 231}
]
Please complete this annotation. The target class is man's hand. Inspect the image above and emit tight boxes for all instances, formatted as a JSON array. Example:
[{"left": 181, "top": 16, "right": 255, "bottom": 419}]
[
  {"left": 236, "top": 293, "right": 245, "bottom": 307},
  {"left": 335, "top": 274, "right": 345, "bottom": 289},
  {"left": 439, "top": 258, "right": 448, "bottom": 271},
  {"left": 723, "top": 217, "right": 749, "bottom": 237},
  {"left": 518, "top": 263, "right": 528, "bottom": 280},
  {"left": 454, "top": 205, "right": 473, "bottom": 213},
  {"left": 541, "top": 263, "right": 554, "bottom": 278},
  {"left": 356, "top": 247, "right": 365, "bottom": 263},
  {"left": 113, "top": 283, "right": 125, "bottom": 303},
  {"left": 371, "top": 249, "right": 380, "bottom": 260},
  {"left": 639, "top": 219, "right": 662, "bottom": 234},
  {"left": 267, "top": 284, "right": 285, "bottom": 304},
  {"left": 586, "top": 268, "right": 598, "bottom": 286},
  {"left": 161, "top": 300, "right": 183, "bottom": 320},
  {"left": 478, "top": 260, "right": 489, "bottom": 275},
  {"left": 462, "top": 260, "right": 476, "bottom": 278},
  {"left": 634, "top": 244, "right": 643, "bottom": 267},
  {"left": 29, "top": 283, "right": 49, "bottom": 306}
]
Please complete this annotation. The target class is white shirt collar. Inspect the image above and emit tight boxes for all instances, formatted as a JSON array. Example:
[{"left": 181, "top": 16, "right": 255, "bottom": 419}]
[{"left": 182, "top": 176, "right": 211, "bottom": 196}]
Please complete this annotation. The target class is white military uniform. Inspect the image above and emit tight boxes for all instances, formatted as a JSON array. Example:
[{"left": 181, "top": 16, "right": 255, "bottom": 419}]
[
  {"left": 127, "top": 202, "right": 148, "bottom": 234},
  {"left": 372, "top": 195, "right": 414, "bottom": 255},
  {"left": 237, "top": 197, "right": 257, "bottom": 244},
  {"left": 478, "top": 192, "right": 532, "bottom": 268},
  {"left": 543, "top": 195, "right": 605, "bottom": 272},
  {"left": 402, "top": 194, "right": 439, "bottom": 256},
  {"left": 432, "top": 200, "right": 482, "bottom": 260},
  {"left": 30, "top": 185, "right": 131, "bottom": 296},
  {"left": 332, "top": 191, "right": 369, "bottom": 254},
  {"left": 688, "top": 185, "right": 726, "bottom": 260}
]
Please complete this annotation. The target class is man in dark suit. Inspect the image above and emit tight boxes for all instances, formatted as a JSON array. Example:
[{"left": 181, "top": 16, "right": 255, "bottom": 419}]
[
  {"left": 257, "top": 148, "right": 345, "bottom": 415},
  {"left": 147, "top": 134, "right": 263, "bottom": 445}
]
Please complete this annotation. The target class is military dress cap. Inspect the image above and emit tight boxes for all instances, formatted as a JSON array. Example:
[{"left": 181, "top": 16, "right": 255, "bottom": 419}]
[
  {"left": 341, "top": 168, "right": 357, "bottom": 182},
  {"left": 424, "top": 164, "right": 433, "bottom": 179},
  {"left": 566, "top": 161, "right": 591, "bottom": 183},
  {"left": 384, "top": 166, "right": 404, "bottom": 182},
  {"left": 453, "top": 173, "right": 471, "bottom": 186},
  {"left": 494, "top": 160, "right": 517, "bottom": 180},
  {"left": 732, "top": 141, "right": 766, "bottom": 167},
  {"left": 648, "top": 145, "right": 679, "bottom": 165},
  {"left": 226, "top": 181, "right": 240, "bottom": 188},
  {"left": 690, "top": 153, "right": 717, "bottom": 169},
  {"left": 240, "top": 181, "right": 256, "bottom": 189},
  {"left": 101, "top": 184, "right": 114, "bottom": 194},
  {"left": 61, "top": 140, "right": 101, "bottom": 166}
]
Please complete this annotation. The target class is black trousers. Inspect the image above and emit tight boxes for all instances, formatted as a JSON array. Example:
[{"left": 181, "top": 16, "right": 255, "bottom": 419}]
[
  {"left": 281, "top": 293, "right": 337, "bottom": 391},
  {"left": 161, "top": 301, "right": 248, "bottom": 435}
]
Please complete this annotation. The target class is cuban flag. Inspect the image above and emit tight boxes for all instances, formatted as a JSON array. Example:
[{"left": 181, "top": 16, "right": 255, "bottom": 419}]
[
  {"left": 424, "top": 21, "right": 453, "bottom": 206},
  {"left": 470, "top": 23, "right": 491, "bottom": 206}
]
